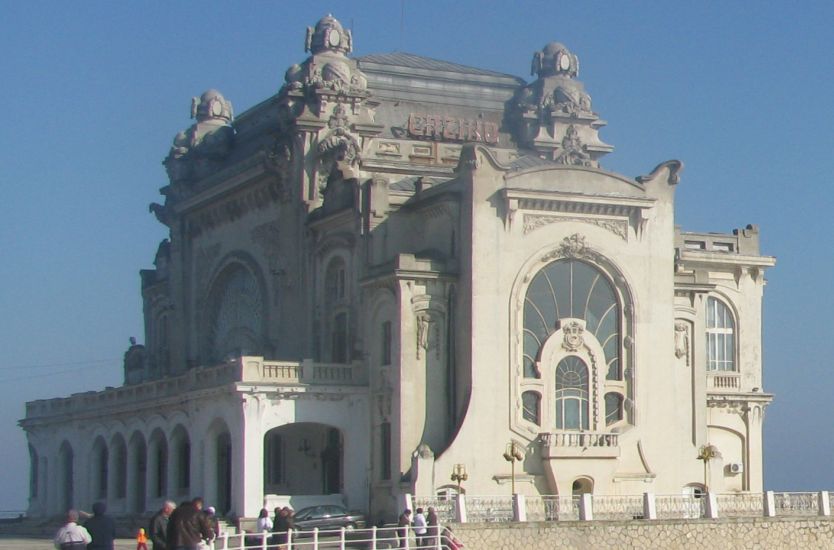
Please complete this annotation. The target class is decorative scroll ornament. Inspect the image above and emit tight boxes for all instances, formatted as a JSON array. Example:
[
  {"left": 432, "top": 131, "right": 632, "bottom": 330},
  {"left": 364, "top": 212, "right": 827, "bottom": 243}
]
[
  {"left": 522, "top": 214, "right": 628, "bottom": 241},
  {"left": 561, "top": 321, "right": 585, "bottom": 352}
]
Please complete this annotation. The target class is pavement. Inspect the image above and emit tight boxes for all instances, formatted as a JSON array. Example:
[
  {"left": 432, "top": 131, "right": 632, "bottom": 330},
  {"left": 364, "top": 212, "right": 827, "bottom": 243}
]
[{"left": 0, "top": 537, "right": 138, "bottom": 549}]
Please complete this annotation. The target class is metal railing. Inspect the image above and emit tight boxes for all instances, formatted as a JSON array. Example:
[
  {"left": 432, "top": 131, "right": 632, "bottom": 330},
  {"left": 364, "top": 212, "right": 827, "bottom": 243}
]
[
  {"left": 465, "top": 495, "right": 514, "bottom": 523},
  {"left": 217, "top": 525, "right": 453, "bottom": 549},
  {"left": 401, "top": 490, "right": 834, "bottom": 524}
]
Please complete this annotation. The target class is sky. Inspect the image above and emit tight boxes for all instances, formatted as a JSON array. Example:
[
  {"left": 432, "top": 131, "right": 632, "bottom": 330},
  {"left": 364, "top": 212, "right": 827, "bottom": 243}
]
[{"left": 1, "top": 1, "right": 833, "bottom": 512}]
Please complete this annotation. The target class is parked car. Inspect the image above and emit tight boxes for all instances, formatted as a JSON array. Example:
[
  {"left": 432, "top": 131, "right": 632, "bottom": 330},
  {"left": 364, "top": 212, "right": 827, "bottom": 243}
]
[{"left": 292, "top": 504, "right": 367, "bottom": 532}]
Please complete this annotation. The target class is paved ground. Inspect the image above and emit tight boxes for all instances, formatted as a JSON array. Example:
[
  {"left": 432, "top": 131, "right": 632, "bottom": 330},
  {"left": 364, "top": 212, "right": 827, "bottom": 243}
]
[{"left": 0, "top": 537, "right": 137, "bottom": 549}]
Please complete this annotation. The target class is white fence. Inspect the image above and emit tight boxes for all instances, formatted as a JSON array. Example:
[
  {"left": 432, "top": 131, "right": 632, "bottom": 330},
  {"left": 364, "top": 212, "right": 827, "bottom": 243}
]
[
  {"left": 404, "top": 491, "right": 834, "bottom": 523},
  {"left": 216, "top": 525, "right": 452, "bottom": 549},
  {"left": 213, "top": 491, "right": 834, "bottom": 550}
]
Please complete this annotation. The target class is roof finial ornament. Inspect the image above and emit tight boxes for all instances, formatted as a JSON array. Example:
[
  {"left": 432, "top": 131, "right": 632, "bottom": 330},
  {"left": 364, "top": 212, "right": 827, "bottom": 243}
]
[{"left": 305, "top": 14, "right": 352, "bottom": 55}]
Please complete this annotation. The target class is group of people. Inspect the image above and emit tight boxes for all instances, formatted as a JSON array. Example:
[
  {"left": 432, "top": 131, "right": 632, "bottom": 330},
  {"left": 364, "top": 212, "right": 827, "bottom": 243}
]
[
  {"left": 53, "top": 497, "right": 220, "bottom": 550},
  {"left": 53, "top": 503, "right": 116, "bottom": 550},
  {"left": 148, "top": 497, "right": 219, "bottom": 550},
  {"left": 396, "top": 507, "right": 462, "bottom": 549},
  {"left": 250, "top": 506, "right": 295, "bottom": 547}
]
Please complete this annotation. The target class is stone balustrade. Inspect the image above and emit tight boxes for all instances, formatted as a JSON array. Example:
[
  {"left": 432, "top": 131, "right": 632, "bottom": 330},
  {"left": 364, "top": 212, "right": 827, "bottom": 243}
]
[
  {"left": 540, "top": 431, "right": 620, "bottom": 458},
  {"left": 239, "top": 357, "right": 365, "bottom": 385},
  {"left": 708, "top": 372, "right": 741, "bottom": 390},
  {"left": 23, "top": 356, "right": 366, "bottom": 421}
]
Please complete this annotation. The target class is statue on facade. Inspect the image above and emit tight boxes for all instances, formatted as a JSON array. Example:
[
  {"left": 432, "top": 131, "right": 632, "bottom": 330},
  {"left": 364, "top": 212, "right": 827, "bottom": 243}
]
[{"left": 554, "top": 125, "right": 593, "bottom": 166}]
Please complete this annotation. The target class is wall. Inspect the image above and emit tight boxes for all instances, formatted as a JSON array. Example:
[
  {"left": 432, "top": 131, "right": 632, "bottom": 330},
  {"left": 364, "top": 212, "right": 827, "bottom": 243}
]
[{"left": 453, "top": 517, "right": 834, "bottom": 550}]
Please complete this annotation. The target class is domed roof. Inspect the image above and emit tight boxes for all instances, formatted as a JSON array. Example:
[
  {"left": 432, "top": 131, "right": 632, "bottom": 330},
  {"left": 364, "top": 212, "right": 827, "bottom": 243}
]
[
  {"left": 306, "top": 13, "right": 352, "bottom": 55},
  {"left": 532, "top": 42, "right": 579, "bottom": 78},
  {"left": 314, "top": 14, "right": 344, "bottom": 35}
]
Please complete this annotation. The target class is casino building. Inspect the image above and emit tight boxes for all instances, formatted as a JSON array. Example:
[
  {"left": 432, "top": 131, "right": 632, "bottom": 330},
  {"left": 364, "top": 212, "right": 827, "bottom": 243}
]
[{"left": 20, "top": 15, "right": 775, "bottom": 520}]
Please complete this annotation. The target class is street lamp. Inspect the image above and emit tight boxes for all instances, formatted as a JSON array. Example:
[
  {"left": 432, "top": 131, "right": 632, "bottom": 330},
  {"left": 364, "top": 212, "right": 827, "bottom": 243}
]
[
  {"left": 451, "top": 463, "right": 468, "bottom": 494},
  {"left": 503, "top": 441, "right": 524, "bottom": 494},
  {"left": 697, "top": 444, "right": 719, "bottom": 492}
]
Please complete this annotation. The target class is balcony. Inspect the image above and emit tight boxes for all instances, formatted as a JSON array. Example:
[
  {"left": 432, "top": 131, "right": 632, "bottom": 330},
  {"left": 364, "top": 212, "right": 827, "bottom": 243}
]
[
  {"left": 22, "top": 356, "right": 366, "bottom": 422},
  {"left": 707, "top": 372, "right": 741, "bottom": 392},
  {"left": 239, "top": 357, "right": 366, "bottom": 385},
  {"left": 540, "top": 431, "right": 620, "bottom": 459}
]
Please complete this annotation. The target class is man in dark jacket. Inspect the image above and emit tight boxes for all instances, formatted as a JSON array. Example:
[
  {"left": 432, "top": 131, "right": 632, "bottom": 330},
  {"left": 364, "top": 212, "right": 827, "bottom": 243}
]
[
  {"left": 166, "top": 498, "right": 214, "bottom": 550},
  {"left": 84, "top": 502, "right": 116, "bottom": 550},
  {"left": 149, "top": 500, "right": 175, "bottom": 550}
]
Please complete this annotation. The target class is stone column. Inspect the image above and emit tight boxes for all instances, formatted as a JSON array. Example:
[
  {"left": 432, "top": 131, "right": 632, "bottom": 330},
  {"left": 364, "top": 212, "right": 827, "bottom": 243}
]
[
  {"left": 579, "top": 493, "right": 593, "bottom": 521},
  {"left": 643, "top": 493, "right": 657, "bottom": 520},
  {"left": 240, "top": 394, "right": 264, "bottom": 517},
  {"left": 126, "top": 443, "right": 140, "bottom": 513}
]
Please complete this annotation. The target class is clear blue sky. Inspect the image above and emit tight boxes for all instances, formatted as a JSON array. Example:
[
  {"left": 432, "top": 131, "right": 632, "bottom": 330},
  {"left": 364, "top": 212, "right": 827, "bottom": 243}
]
[{"left": 2, "top": 1, "right": 833, "bottom": 511}]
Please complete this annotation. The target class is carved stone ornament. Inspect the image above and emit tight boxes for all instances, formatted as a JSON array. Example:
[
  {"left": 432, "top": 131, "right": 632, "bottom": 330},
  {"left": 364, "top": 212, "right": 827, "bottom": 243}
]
[
  {"left": 163, "top": 89, "right": 235, "bottom": 185},
  {"left": 558, "top": 233, "right": 588, "bottom": 258},
  {"left": 318, "top": 105, "right": 362, "bottom": 182},
  {"left": 282, "top": 15, "right": 368, "bottom": 97},
  {"left": 522, "top": 213, "right": 628, "bottom": 241},
  {"left": 416, "top": 312, "right": 431, "bottom": 359},
  {"left": 555, "top": 125, "right": 593, "bottom": 167},
  {"left": 561, "top": 321, "right": 585, "bottom": 352},
  {"left": 674, "top": 321, "right": 690, "bottom": 365}
]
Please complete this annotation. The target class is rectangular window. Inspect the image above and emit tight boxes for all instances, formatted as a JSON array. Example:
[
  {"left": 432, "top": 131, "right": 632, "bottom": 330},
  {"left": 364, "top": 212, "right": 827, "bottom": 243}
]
[
  {"left": 380, "top": 422, "right": 391, "bottom": 481},
  {"left": 266, "top": 435, "right": 283, "bottom": 485},
  {"left": 381, "top": 321, "right": 392, "bottom": 366},
  {"left": 179, "top": 443, "right": 190, "bottom": 491},
  {"left": 156, "top": 448, "right": 166, "bottom": 497},
  {"left": 332, "top": 313, "right": 348, "bottom": 363}
]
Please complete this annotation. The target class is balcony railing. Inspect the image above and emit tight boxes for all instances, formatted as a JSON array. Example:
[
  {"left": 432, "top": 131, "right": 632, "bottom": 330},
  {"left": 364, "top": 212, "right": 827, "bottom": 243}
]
[
  {"left": 540, "top": 431, "right": 620, "bottom": 458},
  {"left": 708, "top": 372, "right": 741, "bottom": 391},
  {"left": 241, "top": 357, "right": 364, "bottom": 385},
  {"left": 23, "top": 356, "right": 366, "bottom": 421}
]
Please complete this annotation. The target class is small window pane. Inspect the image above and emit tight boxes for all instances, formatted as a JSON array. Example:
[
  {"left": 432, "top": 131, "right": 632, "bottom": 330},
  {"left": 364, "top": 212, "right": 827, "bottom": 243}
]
[
  {"left": 605, "top": 393, "right": 623, "bottom": 425},
  {"left": 522, "top": 392, "right": 540, "bottom": 425}
]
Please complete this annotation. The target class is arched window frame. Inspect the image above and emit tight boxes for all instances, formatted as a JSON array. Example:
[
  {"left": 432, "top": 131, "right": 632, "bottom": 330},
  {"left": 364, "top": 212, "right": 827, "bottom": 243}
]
[
  {"left": 510, "top": 241, "right": 635, "bottom": 438},
  {"left": 321, "top": 253, "right": 353, "bottom": 363},
  {"left": 554, "top": 356, "right": 590, "bottom": 430},
  {"left": 203, "top": 255, "right": 268, "bottom": 364},
  {"left": 705, "top": 296, "right": 736, "bottom": 372}
]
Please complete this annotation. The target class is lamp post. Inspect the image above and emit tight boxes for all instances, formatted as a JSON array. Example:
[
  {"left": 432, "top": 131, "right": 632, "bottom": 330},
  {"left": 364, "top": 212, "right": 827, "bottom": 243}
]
[
  {"left": 697, "top": 444, "right": 719, "bottom": 492},
  {"left": 451, "top": 463, "right": 468, "bottom": 494},
  {"left": 503, "top": 441, "right": 524, "bottom": 494}
]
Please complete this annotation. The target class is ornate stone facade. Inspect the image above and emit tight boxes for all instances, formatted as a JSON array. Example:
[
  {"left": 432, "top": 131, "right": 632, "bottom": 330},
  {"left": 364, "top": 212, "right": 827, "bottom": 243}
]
[{"left": 20, "top": 14, "right": 774, "bottom": 522}]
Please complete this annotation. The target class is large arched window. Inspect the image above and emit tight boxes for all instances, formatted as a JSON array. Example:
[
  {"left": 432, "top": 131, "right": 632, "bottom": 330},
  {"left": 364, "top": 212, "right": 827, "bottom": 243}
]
[
  {"left": 555, "top": 356, "right": 589, "bottom": 430},
  {"left": 206, "top": 263, "right": 264, "bottom": 363},
  {"left": 524, "top": 259, "right": 620, "bottom": 380},
  {"left": 706, "top": 297, "right": 735, "bottom": 371},
  {"left": 323, "top": 257, "right": 350, "bottom": 363}
]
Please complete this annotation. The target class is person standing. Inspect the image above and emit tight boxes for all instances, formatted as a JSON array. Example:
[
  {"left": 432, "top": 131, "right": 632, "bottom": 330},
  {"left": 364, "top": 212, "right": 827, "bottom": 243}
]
[
  {"left": 84, "top": 502, "right": 116, "bottom": 550},
  {"left": 203, "top": 506, "right": 219, "bottom": 550},
  {"left": 149, "top": 500, "right": 176, "bottom": 550},
  {"left": 412, "top": 508, "right": 427, "bottom": 548},
  {"left": 397, "top": 509, "right": 411, "bottom": 549},
  {"left": 426, "top": 507, "right": 439, "bottom": 548},
  {"left": 166, "top": 498, "right": 214, "bottom": 550},
  {"left": 53, "top": 509, "right": 92, "bottom": 550},
  {"left": 272, "top": 507, "right": 292, "bottom": 548}
]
